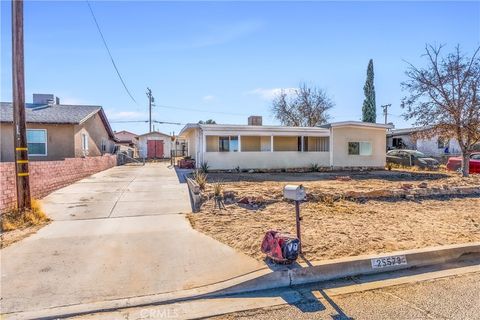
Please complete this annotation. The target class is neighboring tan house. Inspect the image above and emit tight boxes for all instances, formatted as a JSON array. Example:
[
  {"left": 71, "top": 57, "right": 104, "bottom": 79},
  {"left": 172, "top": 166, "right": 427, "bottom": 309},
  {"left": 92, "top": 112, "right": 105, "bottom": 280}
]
[
  {"left": 0, "top": 94, "right": 116, "bottom": 162},
  {"left": 179, "top": 116, "right": 392, "bottom": 170},
  {"left": 387, "top": 127, "right": 462, "bottom": 156},
  {"left": 114, "top": 130, "right": 139, "bottom": 157},
  {"left": 136, "top": 131, "right": 172, "bottom": 159}
]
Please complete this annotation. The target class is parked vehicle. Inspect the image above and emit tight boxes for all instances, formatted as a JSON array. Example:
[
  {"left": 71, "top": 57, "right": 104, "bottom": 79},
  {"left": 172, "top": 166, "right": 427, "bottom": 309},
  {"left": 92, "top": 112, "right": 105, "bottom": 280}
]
[
  {"left": 446, "top": 152, "right": 480, "bottom": 174},
  {"left": 386, "top": 150, "right": 439, "bottom": 169}
]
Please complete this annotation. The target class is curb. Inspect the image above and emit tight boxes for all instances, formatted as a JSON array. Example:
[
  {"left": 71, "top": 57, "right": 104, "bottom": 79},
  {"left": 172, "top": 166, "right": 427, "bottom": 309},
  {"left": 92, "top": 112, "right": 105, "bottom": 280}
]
[
  {"left": 4, "top": 242, "right": 479, "bottom": 320},
  {"left": 186, "top": 177, "right": 202, "bottom": 212}
]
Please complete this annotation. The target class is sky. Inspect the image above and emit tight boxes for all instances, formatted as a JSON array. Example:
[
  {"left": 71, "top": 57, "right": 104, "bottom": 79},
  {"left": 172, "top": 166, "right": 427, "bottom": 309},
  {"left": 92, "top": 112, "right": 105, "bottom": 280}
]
[{"left": 1, "top": 1, "right": 479, "bottom": 136}]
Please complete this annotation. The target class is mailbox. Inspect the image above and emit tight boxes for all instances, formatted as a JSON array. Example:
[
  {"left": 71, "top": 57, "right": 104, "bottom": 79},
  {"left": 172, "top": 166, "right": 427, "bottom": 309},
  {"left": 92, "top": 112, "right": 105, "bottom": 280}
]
[{"left": 283, "top": 185, "right": 306, "bottom": 201}]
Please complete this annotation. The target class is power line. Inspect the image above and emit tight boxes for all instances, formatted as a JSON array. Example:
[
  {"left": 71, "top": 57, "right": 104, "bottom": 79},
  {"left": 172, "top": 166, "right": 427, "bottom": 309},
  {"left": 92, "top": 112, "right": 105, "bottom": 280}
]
[
  {"left": 110, "top": 120, "right": 184, "bottom": 125},
  {"left": 156, "top": 104, "right": 251, "bottom": 117},
  {"left": 86, "top": 0, "right": 138, "bottom": 105}
]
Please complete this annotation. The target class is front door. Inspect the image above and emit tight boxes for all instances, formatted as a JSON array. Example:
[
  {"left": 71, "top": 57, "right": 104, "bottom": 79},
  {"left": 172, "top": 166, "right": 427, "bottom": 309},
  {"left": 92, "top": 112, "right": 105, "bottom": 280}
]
[{"left": 147, "top": 140, "right": 164, "bottom": 158}]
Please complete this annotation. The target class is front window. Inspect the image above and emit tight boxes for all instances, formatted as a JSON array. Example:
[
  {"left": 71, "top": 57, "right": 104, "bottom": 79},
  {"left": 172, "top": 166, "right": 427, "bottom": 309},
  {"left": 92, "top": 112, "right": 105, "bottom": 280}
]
[
  {"left": 218, "top": 136, "right": 238, "bottom": 152},
  {"left": 27, "top": 129, "right": 47, "bottom": 156},
  {"left": 348, "top": 142, "right": 372, "bottom": 156},
  {"left": 207, "top": 136, "right": 238, "bottom": 152}
]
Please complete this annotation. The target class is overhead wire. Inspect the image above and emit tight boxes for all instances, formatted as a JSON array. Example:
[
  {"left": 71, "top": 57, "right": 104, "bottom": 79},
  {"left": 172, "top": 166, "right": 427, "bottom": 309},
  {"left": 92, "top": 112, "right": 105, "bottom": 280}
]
[
  {"left": 156, "top": 104, "right": 251, "bottom": 117},
  {"left": 86, "top": 0, "right": 138, "bottom": 105}
]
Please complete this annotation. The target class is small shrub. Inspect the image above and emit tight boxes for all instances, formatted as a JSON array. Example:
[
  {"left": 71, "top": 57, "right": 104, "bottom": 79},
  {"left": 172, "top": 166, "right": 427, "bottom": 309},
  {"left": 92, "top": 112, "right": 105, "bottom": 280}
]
[
  {"left": 1, "top": 199, "right": 50, "bottom": 232},
  {"left": 193, "top": 170, "right": 207, "bottom": 190},
  {"left": 213, "top": 182, "right": 223, "bottom": 197},
  {"left": 200, "top": 161, "right": 209, "bottom": 173},
  {"left": 234, "top": 166, "right": 240, "bottom": 173},
  {"left": 310, "top": 163, "right": 320, "bottom": 172}
]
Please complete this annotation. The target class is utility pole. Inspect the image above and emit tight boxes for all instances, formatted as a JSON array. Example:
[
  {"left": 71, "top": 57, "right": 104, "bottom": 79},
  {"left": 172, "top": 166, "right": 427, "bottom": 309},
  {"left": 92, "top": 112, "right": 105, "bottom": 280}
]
[
  {"left": 381, "top": 104, "right": 391, "bottom": 125},
  {"left": 12, "top": 0, "right": 31, "bottom": 210},
  {"left": 146, "top": 87, "right": 154, "bottom": 132}
]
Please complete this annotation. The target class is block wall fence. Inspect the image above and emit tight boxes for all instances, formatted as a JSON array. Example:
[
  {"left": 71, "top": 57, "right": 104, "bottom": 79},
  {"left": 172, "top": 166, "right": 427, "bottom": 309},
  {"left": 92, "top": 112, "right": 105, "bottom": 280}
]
[{"left": 1, "top": 155, "right": 117, "bottom": 213}]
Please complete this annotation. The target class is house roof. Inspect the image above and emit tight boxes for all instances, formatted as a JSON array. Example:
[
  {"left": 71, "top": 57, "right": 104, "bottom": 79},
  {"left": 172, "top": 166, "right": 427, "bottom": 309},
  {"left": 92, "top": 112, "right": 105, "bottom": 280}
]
[
  {"left": 179, "top": 121, "right": 392, "bottom": 137},
  {"left": 0, "top": 102, "right": 115, "bottom": 139}
]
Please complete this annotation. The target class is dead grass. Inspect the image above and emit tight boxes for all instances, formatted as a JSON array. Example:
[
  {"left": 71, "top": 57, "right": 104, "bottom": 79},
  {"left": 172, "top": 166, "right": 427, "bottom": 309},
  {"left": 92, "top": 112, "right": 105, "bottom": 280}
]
[
  {"left": 188, "top": 170, "right": 480, "bottom": 262},
  {"left": 1, "top": 199, "right": 51, "bottom": 248}
]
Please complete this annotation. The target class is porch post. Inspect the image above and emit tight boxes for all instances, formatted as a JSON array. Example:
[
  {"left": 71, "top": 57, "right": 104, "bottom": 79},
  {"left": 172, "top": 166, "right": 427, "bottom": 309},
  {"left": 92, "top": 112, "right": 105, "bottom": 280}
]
[
  {"left": 271, "top": 135, "right": 274, "bottom": 152},
  {"left": 238, "top": 135, "right": 241, "bottom": 152}
]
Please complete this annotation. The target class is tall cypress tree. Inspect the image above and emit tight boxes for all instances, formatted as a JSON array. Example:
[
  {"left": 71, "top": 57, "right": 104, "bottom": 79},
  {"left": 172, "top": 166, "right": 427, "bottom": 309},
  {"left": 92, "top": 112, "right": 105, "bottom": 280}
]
[{"left": 362, "top": 59, "right": 376, "bottom": 123}]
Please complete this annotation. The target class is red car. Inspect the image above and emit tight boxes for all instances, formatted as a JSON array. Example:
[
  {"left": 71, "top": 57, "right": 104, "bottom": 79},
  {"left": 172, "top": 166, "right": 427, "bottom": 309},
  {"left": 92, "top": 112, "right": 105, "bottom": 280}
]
[{"left": 446, "top": 152, "right": 480, "bottom": 174}]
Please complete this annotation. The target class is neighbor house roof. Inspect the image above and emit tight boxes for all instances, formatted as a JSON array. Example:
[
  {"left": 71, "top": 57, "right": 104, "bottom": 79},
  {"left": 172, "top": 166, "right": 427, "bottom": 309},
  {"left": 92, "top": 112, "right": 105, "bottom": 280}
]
[
  {"left": 0, "top": 102, "right": 115, "bottom": 139},
  {"left": 319, "top": 121, "right": 394, "bottom": 129},
  {"left": 387, "top": 126, "right": 434, "bottom": 137},
  {"left": 136, "top": 131, "right": 171, "bottom": 138},
  {"left": 114, "top": 130, "right": 138, "bottom": 143}
]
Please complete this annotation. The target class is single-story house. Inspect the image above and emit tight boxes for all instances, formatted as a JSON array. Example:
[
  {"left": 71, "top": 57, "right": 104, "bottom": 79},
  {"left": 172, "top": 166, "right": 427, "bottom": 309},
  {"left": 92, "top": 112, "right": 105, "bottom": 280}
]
[
  {"left": 137, "top": 131, "right": 172, "bottom": 159},
  {"left": 179, "top": 117, "right": 392, "bottom": 170},
  {"left": 114, "top": 130, "right": 139, "bottom": 157},
  {"left": 0, "top": 94, "right": 116, "bottom": 162},
  {"left": 387, "top": 127, "right": 462, "bottom": 156}
]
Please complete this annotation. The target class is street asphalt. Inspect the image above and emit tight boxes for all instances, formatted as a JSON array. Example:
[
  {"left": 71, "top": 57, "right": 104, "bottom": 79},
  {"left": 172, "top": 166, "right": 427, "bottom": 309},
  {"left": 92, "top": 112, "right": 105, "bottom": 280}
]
[
  {"left": 0, "top": 163, "right": 263, "bottom": 315},
  {"left": 213, "top": 271, "right": 480, "bottom": 320}
]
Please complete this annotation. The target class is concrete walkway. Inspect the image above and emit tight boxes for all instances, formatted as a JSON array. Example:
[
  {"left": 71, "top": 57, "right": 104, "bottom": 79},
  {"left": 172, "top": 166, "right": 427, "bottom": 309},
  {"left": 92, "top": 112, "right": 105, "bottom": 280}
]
[{"left": 1, "top": 163, "right": 263, "bottom": 315}]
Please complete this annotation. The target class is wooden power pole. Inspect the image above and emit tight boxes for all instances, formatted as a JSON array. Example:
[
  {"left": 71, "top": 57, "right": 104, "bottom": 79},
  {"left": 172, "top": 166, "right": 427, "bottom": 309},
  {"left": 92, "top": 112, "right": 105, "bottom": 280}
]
[
  {"left": 12, "top": 0, "right": 31, "bottom": 210},
  {"left": 146, "top": 87, "right": 154, "bottom": 132}
]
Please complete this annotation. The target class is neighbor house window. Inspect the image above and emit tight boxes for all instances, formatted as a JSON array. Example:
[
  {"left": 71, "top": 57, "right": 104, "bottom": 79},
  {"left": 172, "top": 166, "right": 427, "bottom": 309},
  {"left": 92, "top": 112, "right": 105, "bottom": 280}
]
[
  {"left": 27, "top": 129, "right": 47, "bottom": 156},
  {"left": 209, "top": 136, "right": 238, "bottom": 152},
  {"left": 437, "top": 137, "right": 449, "bottom": 149},
  {"left": 348, "top": 142, "right": 372, "bottom": 156},
  {"left": 101, "top": 138, "right": 107, "bottom": 152},
  {"left": 392, "top": 138, "right": 404, "bottom": 148},
  {"left": 82, "top": 133, "right": 89, "bottom": 155}
]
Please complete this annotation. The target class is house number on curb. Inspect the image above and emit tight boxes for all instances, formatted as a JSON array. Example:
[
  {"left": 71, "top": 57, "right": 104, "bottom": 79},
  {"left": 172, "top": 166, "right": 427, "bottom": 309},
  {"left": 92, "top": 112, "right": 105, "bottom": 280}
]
[{"left": 371, "top": 255, "right": 408, "bottom": 269}]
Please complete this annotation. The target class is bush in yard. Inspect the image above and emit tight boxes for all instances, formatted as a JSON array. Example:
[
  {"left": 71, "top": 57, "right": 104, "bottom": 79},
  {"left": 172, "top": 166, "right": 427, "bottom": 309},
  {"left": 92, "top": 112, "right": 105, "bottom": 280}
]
[
  {"left": 310, "top": 163, "right": 320, "bottom": 172},
  {"left": 193, "top": 170, "right": 207, "bottom": 191},
  {"left": 200, "top": 161, "right": 209, "bottom": 173}
]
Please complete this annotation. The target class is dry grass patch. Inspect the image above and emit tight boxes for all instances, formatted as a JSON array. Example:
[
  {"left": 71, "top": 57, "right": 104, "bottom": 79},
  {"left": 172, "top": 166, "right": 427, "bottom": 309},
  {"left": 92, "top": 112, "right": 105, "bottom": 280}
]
[
  {"left": 1, "top": 200, "right": 51, "bottom": 248},
  {"left": 189, "top": 197, "right": 480, "bottom": 261}
]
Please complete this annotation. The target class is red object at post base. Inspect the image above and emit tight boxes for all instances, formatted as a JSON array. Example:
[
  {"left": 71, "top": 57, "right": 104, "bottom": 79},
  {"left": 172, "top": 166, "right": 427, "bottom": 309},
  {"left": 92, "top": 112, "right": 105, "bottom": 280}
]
[{"left": 261, "top": 230, "right": 300, "bottom": 263}]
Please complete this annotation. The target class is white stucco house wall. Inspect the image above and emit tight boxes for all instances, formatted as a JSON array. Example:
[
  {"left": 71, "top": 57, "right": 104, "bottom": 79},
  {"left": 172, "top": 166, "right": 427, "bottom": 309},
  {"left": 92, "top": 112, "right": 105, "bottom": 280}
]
[
  {"left": 387, "top": 127, "right": 462, "bottom": 157},
  {"left": 179, "top": 119, "right": 392, "bottom": 170},
  {"left": 136, "top": 131, "right": 172, "bottom": 159}
]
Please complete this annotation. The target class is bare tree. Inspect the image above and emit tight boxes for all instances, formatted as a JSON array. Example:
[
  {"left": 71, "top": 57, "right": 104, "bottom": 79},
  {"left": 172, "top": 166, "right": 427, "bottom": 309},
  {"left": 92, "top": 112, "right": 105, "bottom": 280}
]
[
  {"left": 271, "top": 83, "right": 333, "bottom": 127},
  {"left": 402, "top": 45, "right": 480, "bottom": 177}
]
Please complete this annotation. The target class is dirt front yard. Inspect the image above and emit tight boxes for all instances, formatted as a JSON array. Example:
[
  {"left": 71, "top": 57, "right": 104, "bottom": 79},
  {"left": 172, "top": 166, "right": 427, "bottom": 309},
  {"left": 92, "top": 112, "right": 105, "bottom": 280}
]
[{"left": 188, "top": 170, "right": 480, "bottom": 261}]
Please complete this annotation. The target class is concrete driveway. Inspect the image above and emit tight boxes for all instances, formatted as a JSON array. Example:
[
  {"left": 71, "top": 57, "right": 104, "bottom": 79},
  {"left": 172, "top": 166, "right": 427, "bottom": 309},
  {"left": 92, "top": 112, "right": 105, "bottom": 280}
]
[{"left": 1, "top": 163, "right": 263, "bottom": 315}]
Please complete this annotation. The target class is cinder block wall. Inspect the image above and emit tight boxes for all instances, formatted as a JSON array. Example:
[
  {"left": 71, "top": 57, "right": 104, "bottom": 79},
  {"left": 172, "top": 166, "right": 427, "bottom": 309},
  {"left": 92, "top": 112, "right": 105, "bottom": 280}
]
[{"left": 0, "top": 155, "right": 117, "bottom": 213}]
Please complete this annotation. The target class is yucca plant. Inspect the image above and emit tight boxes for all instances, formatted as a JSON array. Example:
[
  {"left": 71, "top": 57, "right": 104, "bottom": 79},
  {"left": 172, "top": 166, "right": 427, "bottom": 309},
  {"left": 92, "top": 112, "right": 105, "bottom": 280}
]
[
  {"left": 200, "top": 161, "right": 209, "bottom": 173},
  {"left": 310, "top": 163, "right": 320, "bottom": 172},
  {"left": 213, "top": 182, "right": 223, "bottom": 197},
  {"left": 193, "top": 170, "right": 207, "bottom": 190}
]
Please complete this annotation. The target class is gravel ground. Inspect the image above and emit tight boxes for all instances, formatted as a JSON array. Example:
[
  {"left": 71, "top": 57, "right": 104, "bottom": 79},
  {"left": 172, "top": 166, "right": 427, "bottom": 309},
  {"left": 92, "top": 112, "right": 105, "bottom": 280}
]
[{"left": 188, "top": 170, "right": 480, "bottom": 262}]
